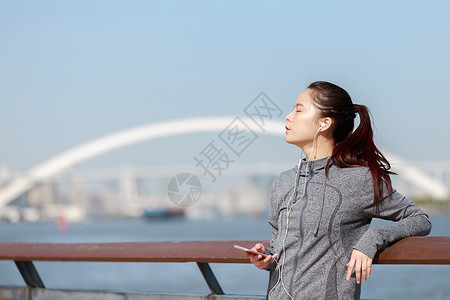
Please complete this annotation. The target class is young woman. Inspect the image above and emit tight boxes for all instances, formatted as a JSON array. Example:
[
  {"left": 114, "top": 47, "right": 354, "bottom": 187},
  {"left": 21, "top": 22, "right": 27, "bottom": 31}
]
[{"left": 245, "top": 81, "right": 432, "bottom": 299}]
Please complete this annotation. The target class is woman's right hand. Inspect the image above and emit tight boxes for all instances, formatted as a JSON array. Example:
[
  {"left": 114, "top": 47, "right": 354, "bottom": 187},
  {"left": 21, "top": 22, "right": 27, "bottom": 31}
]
[{"left": 244, "top": 243, "right": 278, "bottom": 269}]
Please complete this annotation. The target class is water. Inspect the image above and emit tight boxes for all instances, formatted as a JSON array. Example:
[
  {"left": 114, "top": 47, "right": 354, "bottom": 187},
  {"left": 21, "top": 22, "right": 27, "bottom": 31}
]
[{"left": 0, "top": 215, "right": 449, "bottom": 299}]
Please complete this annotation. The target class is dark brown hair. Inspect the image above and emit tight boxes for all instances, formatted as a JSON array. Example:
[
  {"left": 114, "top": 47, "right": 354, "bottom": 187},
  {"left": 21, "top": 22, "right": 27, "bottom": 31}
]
[{"left": 307, "top": 81, "right": 395, "bottom": 209}]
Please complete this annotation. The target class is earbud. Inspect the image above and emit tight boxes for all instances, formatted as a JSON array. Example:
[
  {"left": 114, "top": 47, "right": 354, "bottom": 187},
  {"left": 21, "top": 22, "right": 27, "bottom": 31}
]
[{"left": 311, "top": 122, "right": 326, "bottom": 153}]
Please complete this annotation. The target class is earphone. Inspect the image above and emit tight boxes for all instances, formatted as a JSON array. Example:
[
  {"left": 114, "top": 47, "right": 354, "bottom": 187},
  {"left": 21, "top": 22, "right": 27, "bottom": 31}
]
[
  {"left": 268, "top": 155, "right": 303, "bottom": 300},
  {"left": 311, "top": 122, "right": 326, "bottom": 154},
  {"left": 268, "top": 122, "right": 326, "bottom": 299}
]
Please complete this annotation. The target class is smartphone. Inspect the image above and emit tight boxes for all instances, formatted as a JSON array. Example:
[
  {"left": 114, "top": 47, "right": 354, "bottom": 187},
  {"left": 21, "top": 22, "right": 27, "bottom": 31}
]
[{"left": 234, "top": 245, "right": 269, "bottom": 257}]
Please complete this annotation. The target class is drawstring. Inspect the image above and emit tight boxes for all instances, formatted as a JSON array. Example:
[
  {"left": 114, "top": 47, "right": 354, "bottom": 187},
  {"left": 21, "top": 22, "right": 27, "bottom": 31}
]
[
  {"left": 292, "top": 159, "right": 302, "bottom": 204},
  {"left": 300, "top": 159, "right": 327, "bottom": 238},
  {"left": 312, "top": 158, "right": 332, "bottom": 237},
  {"left": 269, "top": 156, "right": 329, "bottom": 299},
  {"left": 299, "top": 157, "right": 330, "bottom": 238},
  {"left": 314, "top": 177, "right": 327, "bottom": 237}
]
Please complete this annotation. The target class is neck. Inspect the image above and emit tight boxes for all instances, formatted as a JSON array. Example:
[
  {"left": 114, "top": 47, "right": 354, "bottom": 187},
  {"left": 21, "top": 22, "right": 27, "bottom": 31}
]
[{"left": 303, "top": 139, "right": 334, "bottom": 162}]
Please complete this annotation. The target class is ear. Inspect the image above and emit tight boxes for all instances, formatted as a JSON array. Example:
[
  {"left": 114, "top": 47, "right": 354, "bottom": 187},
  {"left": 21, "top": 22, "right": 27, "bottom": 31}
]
[{"left": 319, "top": 117, "right": 332, "bottom": 131}]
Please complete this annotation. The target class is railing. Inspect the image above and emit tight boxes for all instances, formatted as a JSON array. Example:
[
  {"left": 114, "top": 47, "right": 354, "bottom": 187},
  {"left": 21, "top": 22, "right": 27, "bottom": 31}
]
[{"left": 0, "top": 237, "right": 449, "bottom": 299}]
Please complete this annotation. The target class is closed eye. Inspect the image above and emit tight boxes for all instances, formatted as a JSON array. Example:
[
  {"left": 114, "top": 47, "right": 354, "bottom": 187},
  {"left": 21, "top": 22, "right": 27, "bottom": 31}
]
[{"left": 295, "top": 103, "right": 304, "bottom": 111}]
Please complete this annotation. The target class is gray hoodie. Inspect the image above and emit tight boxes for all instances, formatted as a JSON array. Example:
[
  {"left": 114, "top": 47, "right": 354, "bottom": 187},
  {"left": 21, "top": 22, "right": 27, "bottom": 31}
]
[{"left": 264, "top": 157, "right": 432, "bottom": 300}]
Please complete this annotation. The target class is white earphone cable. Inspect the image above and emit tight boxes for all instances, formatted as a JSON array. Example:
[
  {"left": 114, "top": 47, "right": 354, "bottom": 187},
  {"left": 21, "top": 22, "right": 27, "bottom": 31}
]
[{"left": 268, "top": 124, "right": 323, "bottom": 299}]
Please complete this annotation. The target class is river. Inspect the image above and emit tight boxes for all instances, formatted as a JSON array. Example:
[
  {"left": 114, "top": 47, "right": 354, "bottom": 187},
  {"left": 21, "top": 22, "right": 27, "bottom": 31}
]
[{"left": 0, "top": 215, "right": 448, "bottom": 299}]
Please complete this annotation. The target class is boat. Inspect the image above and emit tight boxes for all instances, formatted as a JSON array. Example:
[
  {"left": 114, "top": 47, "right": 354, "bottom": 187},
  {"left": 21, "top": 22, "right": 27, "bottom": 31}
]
[{"left": 143, "top": 207, "right": 185, "bottom": 220}]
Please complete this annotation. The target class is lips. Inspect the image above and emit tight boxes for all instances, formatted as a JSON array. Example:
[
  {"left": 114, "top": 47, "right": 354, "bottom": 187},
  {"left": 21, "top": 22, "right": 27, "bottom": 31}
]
[{"left": 285, "top": 126, "right": 290, "bottom": 131}]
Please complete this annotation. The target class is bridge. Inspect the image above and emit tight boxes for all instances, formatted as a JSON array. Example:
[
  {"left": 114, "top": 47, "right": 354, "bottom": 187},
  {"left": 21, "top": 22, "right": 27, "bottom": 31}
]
[{"left": 0, "top": 117, "right": 448, "bottom": 211}]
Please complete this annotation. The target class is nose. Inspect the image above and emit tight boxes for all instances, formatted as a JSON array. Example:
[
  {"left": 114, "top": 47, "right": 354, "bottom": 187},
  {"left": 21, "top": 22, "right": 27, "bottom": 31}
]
[{"left": 286, "top": 111, "right": 292, "bottom": 122}]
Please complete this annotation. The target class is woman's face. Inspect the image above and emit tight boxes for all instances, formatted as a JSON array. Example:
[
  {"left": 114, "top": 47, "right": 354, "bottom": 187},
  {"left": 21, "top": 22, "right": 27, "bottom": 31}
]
[{"left": 285, "top": 88, "right": 321, "bottom": 149}]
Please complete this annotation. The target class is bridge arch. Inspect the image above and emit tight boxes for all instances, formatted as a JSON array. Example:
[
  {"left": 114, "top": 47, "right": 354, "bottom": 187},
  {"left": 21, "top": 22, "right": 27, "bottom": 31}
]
[{"left": 0, "top": 117, "right": 447, "bottom": 207}]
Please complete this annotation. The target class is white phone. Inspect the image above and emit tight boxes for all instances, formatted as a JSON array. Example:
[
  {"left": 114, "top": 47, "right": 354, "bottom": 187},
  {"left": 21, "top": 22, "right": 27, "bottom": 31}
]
[{"left": 234, "top": 245, "right": 269, "bottom": 257}]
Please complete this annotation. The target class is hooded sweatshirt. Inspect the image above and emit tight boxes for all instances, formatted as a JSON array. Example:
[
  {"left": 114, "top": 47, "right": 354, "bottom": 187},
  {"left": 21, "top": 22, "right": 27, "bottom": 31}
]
[{"left": 264, "top": 157, "right": 432, "bottom": 300}]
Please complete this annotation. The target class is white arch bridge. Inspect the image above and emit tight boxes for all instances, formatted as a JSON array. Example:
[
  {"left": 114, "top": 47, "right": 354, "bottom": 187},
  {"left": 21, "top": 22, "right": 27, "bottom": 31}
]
[{"left": 0, "top": 117, "right": 448, "bottom": 209}]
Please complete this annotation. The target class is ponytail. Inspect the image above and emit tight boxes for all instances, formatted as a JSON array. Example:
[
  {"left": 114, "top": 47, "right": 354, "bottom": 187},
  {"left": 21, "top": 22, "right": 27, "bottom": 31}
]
[
  {"left": 326, "top": 104, "right": 395, "bottom": 210},
  {"left": 307, "top": 81, "right": 394, "bottom": 210}
]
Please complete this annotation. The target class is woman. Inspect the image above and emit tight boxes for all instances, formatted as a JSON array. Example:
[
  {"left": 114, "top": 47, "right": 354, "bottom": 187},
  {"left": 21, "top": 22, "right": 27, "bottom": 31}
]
[{"left": 245, "top": 81, "right": 432, "bottom": 299}]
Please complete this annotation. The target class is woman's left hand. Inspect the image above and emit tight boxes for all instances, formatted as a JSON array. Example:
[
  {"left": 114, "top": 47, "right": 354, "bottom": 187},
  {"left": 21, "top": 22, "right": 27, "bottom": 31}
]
[{"left": 346, "top": 249, "right": 372, "bottom": 284}]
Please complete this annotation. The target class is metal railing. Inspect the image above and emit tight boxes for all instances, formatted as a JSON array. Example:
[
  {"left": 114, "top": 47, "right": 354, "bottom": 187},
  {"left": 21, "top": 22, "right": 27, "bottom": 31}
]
[{"left": 0, "top": 237, "right": 449, "bottom": 298}]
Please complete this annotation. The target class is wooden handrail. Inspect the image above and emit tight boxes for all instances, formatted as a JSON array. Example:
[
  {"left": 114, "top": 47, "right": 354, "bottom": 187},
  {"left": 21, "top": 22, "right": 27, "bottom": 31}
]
[
  {"left": 0, "top": 237, "right": 449, "bottom": 264},
  {"left": 0, "top": 237, "right": 448, "bottom": 294}
]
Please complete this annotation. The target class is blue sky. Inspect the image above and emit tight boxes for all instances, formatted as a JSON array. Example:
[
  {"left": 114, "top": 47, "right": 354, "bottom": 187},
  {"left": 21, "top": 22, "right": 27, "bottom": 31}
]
[{"left": 1, "top": 1, "right": 449, "bottom": 172}]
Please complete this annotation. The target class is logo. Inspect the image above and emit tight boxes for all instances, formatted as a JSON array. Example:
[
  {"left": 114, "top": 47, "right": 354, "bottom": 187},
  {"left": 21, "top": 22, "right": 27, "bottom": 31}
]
[{"left": 167, "top": 173, "right": 202, "bottom": 207}]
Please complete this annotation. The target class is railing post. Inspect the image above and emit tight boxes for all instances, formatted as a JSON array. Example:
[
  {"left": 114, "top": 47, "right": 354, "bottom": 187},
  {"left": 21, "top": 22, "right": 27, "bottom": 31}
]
[
  {"left": 14, "top": 261, "right": 45, "bottom": 288},
  {"left": 196, "top": 262, "right": 224, "bottom": 295}
]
